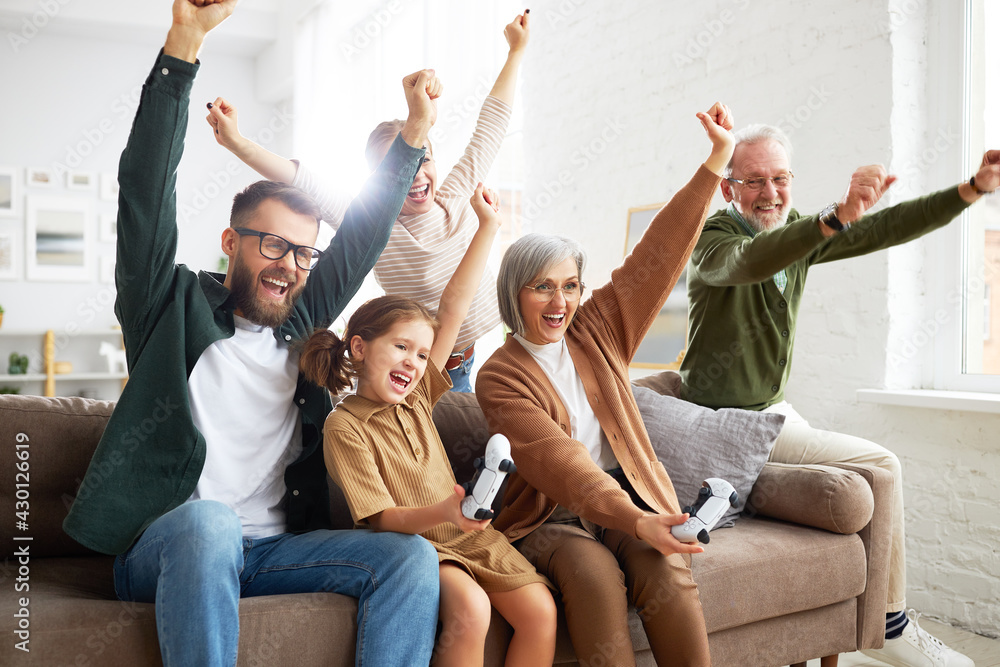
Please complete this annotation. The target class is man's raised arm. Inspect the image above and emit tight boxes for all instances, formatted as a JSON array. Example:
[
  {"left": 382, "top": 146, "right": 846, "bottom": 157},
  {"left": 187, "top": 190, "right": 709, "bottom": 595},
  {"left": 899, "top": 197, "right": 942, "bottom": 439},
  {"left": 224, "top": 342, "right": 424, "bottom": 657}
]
[{"left": 114, "top": 0, "right": 236, "bottom": 345}]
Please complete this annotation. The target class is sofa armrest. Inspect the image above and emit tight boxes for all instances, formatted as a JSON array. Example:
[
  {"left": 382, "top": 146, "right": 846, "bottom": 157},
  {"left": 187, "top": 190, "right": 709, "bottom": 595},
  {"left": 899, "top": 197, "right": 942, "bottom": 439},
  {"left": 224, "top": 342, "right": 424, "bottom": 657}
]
[
  {"left": 828, "top": 462, "right": 894, "bottom": 651},
  {"left": 631, "top": 370, "right": 682, "bottom": 398},
  {"left": 745, "top": 462, "right": 875, "bottom": 534},
  {"left": 747, "top": 461, "right": 893, "bottom": 651}
]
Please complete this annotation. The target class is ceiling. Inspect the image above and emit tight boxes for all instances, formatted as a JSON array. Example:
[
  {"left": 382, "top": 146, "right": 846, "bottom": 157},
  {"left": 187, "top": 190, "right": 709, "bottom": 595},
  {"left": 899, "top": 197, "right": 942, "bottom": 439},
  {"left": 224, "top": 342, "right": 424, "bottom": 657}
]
[{"left": 0, "top": 0, "right": 284, "bottom": 57}]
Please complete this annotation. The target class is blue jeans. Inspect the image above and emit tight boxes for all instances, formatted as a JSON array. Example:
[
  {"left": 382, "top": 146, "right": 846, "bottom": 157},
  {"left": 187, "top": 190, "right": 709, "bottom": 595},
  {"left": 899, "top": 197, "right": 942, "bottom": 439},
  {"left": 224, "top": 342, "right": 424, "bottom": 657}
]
[
  {"left": 446, "top": 348, "right": 475, "bottom": 393},
  {"left": 113, "top": 500, "right": 439, "bottom": 667}
]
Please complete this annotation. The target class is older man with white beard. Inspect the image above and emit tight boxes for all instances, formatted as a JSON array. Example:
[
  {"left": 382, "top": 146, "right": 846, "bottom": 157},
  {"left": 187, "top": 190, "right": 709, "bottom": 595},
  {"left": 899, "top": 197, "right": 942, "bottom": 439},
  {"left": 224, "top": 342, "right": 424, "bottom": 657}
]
[{"left": 679, "top": 123, "right": 998, "bottom": 667}]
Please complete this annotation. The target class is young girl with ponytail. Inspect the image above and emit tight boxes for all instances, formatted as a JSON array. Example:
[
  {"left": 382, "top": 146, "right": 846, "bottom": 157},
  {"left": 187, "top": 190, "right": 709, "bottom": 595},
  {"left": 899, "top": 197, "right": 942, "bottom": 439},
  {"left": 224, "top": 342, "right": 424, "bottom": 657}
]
[{"left": 300, "top": 184, "right": 555, "bottom": 667}]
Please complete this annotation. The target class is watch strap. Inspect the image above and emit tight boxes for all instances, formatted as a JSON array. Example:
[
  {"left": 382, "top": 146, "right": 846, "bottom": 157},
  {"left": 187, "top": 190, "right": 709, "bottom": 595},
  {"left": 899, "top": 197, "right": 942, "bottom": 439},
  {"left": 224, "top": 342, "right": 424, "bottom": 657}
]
[{"left": 819, "top": 203, "right": 845, "bottom": 232}]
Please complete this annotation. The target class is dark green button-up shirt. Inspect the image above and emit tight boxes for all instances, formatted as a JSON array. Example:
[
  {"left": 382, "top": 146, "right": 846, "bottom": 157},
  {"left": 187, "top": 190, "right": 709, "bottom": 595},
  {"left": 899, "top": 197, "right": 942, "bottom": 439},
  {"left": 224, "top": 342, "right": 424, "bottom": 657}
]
[
  {"left": 680, "top": 186, "right": 970, "bottom": 411},
  {"left": 63, "top": 52, "right": 424, "bottom": 555}
]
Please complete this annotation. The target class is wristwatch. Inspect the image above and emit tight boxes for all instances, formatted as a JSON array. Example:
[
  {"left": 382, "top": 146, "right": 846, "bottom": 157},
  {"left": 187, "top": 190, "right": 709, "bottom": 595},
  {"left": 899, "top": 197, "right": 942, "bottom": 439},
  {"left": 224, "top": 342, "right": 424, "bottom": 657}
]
[
  {"left": 970, "top": 176, "right": 990, "bottom": 195},
  {"left": 819, "top": 203, "right": 845, "bottom": 233}
]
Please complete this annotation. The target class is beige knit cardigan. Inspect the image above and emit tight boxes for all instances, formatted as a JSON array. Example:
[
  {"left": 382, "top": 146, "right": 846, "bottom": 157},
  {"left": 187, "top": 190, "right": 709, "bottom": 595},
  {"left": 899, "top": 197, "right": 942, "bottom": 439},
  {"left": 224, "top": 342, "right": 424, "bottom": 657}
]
[{"left": 476, "top": 165, "right": 720, "bottom": 542}]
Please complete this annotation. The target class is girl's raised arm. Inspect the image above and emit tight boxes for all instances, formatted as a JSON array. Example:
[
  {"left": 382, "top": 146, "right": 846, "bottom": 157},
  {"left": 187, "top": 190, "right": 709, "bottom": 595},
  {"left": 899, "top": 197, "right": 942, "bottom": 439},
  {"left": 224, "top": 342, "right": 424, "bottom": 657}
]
[
  {"left": 430, "top": 183, "right": 502, "bottom": 370},
  {"left": 489, "top": 10, "right": 530, "bottom": 105},
  {"left": 206, "top": 96, "right": 298, "bottom": 183}
]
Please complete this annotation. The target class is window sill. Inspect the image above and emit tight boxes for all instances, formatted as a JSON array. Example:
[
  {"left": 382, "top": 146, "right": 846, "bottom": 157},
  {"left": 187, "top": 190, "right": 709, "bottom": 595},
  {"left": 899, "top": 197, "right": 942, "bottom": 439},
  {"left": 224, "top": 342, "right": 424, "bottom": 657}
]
[{"left": 856, "top": 388, "right": 1000, "bottom": 415}]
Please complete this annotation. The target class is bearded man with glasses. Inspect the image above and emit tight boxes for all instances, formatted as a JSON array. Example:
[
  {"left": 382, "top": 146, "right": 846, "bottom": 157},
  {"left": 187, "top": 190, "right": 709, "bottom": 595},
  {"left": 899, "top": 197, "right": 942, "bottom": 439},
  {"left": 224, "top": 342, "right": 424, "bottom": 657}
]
[
  {"left": 681, "top": 122, "right": 998, "bottom": 667},
  {"left": 62, "top": 2, "right": 443, "bottom": 665}
]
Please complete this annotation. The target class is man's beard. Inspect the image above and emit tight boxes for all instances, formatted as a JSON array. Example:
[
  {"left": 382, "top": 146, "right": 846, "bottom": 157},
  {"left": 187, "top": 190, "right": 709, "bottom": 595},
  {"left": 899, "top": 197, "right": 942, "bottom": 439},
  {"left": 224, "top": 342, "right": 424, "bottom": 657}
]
[
  {"left": 230, "top": 254, "right": 306, "bottom": 328},
  {"left": 742, "top": 199, "right": 790, "bottom": 233}
]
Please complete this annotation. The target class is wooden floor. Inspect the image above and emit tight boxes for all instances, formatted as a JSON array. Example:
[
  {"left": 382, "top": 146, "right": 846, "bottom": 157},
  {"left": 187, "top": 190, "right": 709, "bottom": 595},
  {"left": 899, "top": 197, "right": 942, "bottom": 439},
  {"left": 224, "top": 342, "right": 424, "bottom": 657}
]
[{"left": 805, "top": 618, "right": 1000, "bottom": 667}]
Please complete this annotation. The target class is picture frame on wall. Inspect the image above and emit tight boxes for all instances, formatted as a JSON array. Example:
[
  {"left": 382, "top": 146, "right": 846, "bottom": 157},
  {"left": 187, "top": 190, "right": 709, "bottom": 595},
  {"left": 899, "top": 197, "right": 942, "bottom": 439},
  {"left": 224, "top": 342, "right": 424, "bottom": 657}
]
[
  {"left": 99, "top": 173, "right": 119, "bottom": 202},
  {"left": 99, "top": 213, "right": 117, "bottom": 243},
  {"left": 625, "top": 202, "right": 688, "bottom": 370},
  {"left": 0, "top": 166, "right": 20, "bottom": 217},
  {"left": 0, "top": 230, "right": 18, "bottom": 280},
  {"left": 67, "top": 171, "right": 96, "bottom": 191},
  {"left": 26, "top": 167, "right": 54, "bottom": 188},
  {"left": 25, "top": 195, "right": 94, "bottom": 282}
]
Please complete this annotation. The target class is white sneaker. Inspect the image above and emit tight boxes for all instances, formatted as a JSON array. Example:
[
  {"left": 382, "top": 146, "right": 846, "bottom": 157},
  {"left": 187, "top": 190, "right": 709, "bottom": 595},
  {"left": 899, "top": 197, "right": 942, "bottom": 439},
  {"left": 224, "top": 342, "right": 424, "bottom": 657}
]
[{"left": 861, "top": 609, "right": 975, "bottom": 667}]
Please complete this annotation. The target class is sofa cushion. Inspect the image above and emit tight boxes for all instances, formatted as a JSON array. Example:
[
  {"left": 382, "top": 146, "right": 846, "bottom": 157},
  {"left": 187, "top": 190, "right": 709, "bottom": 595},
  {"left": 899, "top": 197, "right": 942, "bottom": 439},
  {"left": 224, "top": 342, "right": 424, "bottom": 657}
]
[
  {"left": 692, "top": 516, "right": 867, "bottom": 633},
  {"left": 0, "top": 394, "right": 114, "bottom": 558},
  {"left": 631, "top": 386, "right": 785, "bottom": 528}
]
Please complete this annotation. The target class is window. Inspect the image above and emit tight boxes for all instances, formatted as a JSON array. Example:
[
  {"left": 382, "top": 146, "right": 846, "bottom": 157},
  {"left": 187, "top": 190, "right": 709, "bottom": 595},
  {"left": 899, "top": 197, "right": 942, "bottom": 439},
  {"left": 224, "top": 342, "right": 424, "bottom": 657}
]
[
  {"left": 961, "top": 0, "right": 1000, "bottom": 377},
  {"left": 926, "top": 0, "right": 1000, "bottom": 393}
]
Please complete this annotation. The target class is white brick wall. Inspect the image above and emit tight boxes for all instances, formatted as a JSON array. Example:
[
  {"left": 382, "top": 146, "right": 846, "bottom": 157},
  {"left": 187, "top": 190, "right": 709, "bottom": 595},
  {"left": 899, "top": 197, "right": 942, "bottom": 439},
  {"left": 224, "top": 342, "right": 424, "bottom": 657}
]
[{"left": 521, "top": 0, "right": 1000, "bottom": 638}]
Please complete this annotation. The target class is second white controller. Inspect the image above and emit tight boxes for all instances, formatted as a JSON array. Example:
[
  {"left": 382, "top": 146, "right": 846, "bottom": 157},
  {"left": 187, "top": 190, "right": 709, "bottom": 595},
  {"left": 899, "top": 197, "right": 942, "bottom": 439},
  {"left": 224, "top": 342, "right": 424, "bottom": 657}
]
[{"left": 670, "top": 478, "right": 739, "bottom": 545}]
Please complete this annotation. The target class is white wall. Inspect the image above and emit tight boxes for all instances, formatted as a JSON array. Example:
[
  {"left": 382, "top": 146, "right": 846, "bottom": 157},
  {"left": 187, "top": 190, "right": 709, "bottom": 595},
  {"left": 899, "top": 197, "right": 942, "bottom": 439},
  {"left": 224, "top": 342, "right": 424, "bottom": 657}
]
[
  {"left": 521, "top": 0, "right": 999, "bottom": 637},
  {"left": 0, "top": 20, "right": 291, "bottom": 334}
]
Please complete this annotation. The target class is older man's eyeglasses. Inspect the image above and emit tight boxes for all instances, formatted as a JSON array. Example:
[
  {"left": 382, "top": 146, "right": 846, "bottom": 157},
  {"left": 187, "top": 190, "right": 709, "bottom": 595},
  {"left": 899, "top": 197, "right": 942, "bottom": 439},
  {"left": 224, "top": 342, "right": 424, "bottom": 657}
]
[
  {"left": 233, "top": 228, "right": 323, "bottom": 271},
  {"left": 523, "top": 281, "right": 586, "bottom": 303},
  {"left": 726, "top": 172, "right": 794, "bottom": 191}
]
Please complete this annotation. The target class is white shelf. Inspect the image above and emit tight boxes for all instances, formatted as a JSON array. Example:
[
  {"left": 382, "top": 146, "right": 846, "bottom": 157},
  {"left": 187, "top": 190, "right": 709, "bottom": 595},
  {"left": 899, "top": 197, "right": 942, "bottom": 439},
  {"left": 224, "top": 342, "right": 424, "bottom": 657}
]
[
  {"left": 55, "top": 372, "right": 128, "bottom": 381},
  {"left": 0, "top": 328, "right": 127, "bottom": 399}
]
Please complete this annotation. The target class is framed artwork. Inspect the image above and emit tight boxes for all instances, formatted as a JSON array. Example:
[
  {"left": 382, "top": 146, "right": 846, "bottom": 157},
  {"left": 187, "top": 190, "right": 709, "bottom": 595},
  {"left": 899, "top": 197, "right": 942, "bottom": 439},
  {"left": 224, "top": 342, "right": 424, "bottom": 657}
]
[
  {"left": 99, "top": 173, "right": 119, "bottom": 202},
  {"left": 625, "top": 202, "right": 688, "bottom": 370},
  {"left": 0, "top": 230, "right": 17, "bottom": 280},
  {"left": 624, "top": 203, "right": 662, "bottom": 257},
  {"left": 26, "top": 167, "right": 54, "bottom": 188},
  {"left": 99, "top": 213, "right": 117, "bottom": 243},
  {"left": 67, "top": 171, "right": 96, "bottom": 191},
  {"left": 25, "top": 196, "right": 93, "bottom": 282},
  {"left": 0, "top": 167, "right": 20, "bottom": 217}
]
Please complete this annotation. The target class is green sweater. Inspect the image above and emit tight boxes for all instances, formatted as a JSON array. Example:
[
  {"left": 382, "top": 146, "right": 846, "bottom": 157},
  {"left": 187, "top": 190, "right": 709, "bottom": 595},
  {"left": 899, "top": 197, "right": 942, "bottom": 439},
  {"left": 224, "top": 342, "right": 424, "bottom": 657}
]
[
  {"left": 62, "top": 52, "right": 424, "bottom": 555},
  {"left": 680, "top": 186, "right": 970, "bottom": 410}
]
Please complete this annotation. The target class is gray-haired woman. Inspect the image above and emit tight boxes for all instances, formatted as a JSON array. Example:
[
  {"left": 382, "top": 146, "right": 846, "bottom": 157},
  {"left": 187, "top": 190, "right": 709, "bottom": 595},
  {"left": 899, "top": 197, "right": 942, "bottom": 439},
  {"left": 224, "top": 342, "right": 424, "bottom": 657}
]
[{"left": 475, "top": 103, "right": 735, "bottom": 666}]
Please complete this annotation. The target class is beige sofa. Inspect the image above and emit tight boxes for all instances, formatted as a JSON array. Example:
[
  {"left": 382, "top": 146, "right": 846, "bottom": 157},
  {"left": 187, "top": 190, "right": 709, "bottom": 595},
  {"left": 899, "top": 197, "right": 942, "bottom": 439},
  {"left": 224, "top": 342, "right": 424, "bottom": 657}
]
[{"left": 0, "top": 374, "right": 890, "bottom": 666}]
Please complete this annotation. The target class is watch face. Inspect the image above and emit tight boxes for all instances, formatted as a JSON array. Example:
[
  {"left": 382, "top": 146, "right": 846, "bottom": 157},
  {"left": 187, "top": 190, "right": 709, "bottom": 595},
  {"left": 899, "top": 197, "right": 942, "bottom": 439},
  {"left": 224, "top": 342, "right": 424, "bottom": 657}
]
[{"left": 821, "top": 204, "right": 844, "bottom": 232}]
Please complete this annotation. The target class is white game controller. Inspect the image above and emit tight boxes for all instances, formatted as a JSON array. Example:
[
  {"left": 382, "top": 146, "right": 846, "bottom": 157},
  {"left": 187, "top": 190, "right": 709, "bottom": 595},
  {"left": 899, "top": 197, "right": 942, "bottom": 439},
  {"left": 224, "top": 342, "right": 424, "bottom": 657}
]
[
  {"left": 670, "top": 478, "right": 739, "bottom": 545},
  {"left": 461, "top": 434, "right": 516, "bottom": 521}
]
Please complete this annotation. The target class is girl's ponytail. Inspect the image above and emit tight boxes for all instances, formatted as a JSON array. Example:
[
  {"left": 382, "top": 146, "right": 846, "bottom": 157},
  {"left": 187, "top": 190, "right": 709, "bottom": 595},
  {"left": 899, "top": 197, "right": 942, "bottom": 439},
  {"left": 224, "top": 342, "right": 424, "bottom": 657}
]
[{"left": 300, "top": 329, "right": 354, "bottom": 395}]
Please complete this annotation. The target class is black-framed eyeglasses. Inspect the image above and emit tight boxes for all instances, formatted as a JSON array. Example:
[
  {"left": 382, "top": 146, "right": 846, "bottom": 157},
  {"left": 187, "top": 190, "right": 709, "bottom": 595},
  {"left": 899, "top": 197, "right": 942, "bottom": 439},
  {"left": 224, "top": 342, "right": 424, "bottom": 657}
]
[
  {"left": 522, "top": 281, "right": 586, "bottom": 303},
  {"left": 233, "top": 228, "right": 323, "bottom": 271},
  {"left": 725, "top": 172, "right": 794, "bottom": 191}
]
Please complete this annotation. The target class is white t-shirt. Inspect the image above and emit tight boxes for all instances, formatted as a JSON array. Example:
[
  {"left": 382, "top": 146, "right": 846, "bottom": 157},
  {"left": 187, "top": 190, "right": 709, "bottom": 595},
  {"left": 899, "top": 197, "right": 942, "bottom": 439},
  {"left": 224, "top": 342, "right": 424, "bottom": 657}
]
[
  {"left": 186, "top": 316, "right": 302, "bottom": 538},
  {"left": 513, "top": 334, "right": 618, "bottom": 471}
]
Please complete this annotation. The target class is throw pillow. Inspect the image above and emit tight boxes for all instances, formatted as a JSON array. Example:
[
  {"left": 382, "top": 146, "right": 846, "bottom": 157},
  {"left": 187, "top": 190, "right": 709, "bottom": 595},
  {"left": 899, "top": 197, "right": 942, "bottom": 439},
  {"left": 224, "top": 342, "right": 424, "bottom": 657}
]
[{"left": 631, "top": 385, "right": 785, "bottom": 530}]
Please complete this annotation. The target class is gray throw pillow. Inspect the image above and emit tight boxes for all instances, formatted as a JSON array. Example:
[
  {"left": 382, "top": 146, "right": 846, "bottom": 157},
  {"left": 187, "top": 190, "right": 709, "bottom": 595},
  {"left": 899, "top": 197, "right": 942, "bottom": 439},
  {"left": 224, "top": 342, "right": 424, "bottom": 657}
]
[{"left": 631, "top": 385, "right": 785, "bottom": 530}]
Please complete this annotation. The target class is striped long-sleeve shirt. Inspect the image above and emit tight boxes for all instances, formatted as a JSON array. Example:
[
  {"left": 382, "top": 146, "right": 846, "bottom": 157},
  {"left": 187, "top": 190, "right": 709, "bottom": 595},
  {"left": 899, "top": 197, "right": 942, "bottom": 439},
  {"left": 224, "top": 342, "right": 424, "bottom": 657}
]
[{"left": 293, "top": 96, "right": 512, "bottom": 352}]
